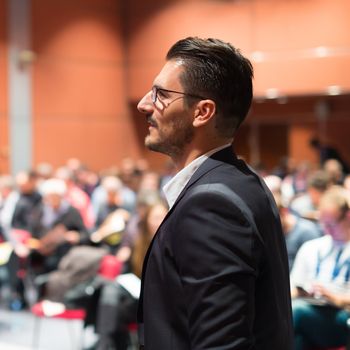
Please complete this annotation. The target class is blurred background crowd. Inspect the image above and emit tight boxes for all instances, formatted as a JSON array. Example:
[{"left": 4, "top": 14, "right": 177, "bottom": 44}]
[
  {"left": 0, "top": 149, "right": 349, "bottom": 349},
  {"left": 0, "top": 156, "right": 171, "bottom": 349}
]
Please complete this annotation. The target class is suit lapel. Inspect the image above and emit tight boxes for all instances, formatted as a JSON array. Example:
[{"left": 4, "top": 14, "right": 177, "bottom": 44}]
[
  {"left": 169, "top": 145, "right": 238, "bottom": 209},
  {"left": 144, "top": 146, "right": 239, "bottom": 262}
]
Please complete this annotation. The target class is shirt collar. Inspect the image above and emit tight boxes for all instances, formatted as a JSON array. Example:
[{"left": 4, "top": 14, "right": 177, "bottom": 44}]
[{"left": 163, "top": 143, "right": 232, "bottom": 209}]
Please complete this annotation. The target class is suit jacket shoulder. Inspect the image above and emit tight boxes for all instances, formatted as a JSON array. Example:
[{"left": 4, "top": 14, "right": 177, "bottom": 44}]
[{"left": 138, "top": 147, "right": 294, "bottom": 350}]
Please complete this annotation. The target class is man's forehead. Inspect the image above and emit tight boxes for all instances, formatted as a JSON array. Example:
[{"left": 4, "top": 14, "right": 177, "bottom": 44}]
[
  {"left": 320, "top": 204, "right": 342, "bottom": 217},
  {"left": 153, "top": 59, "right": 185, "bottom": 88}
]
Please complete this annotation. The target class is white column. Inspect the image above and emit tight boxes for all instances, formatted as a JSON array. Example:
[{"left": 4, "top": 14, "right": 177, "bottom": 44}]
[{"left": 7, "top": 0, "right": 33, "bottom": 175}]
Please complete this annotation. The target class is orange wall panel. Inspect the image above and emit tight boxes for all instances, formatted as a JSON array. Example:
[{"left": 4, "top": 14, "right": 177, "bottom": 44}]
[
  {"left": 251, "top": 0, "right": 350, "bottom": 95},
  {"left": 33, "top": 60, "right": 127, "bottom": 117},
  {"left": 288, "top": 118, "right": 350, "bottom": 171},
  {"left": 32, "top": 0, "right": 141, "bottom": 170},
  {"left": 254, "top": 56, "right": 350, "bottom": 96},
  {"left": 253, "top": 0, "right": 350, "bottom": 50},
  {"left": 128, "top": 0, "right": 350, "bottom": 100},
  {"left": 0, "top": 0, "right": 9, "bottom": 173},
  {"left": 289, "top": 123, "right": 318, "bottom": 167},
  {"left": 32, "top": 1, "right": 124, "bottom": 63},
  {"left": 2, "top": 0, "right": 349, "bottom": 173},
  {"left": 35, "top": 119, "right": 140, "bottom": 171},
  {"left": 127, "top": 0, "right": 254, "bottom": 100},
  {"left": 259, "top": 124, "right": 288, "bottom": 172}
]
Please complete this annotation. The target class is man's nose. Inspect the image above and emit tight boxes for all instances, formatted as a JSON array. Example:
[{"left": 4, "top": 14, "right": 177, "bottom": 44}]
[{"left": 137, "top": 91, "right": 153, "bottom": 114}]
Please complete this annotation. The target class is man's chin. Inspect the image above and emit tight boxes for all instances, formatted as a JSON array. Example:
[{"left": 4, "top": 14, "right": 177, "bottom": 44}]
[
  {"left": 145, "top": 138, "right": 167, "bottom": 155},
  {"left": 145, "top": 138, "right": 160, "bottom": 152}
]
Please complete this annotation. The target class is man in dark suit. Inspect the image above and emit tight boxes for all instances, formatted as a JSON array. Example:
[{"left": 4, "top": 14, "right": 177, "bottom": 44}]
[{"left": 136, "top": 37, "right": 294, "bottom": 349}]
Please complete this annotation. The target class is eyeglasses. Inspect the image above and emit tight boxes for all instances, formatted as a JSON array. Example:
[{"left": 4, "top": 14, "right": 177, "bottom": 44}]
[
  {"left": 151, "top": 86, "right": 207, "bottom": 110},
  {"left": 320, "top": 214, "right": 345, "bottom": 233}
]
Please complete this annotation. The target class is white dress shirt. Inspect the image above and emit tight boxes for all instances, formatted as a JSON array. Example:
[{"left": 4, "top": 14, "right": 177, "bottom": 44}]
[
  {"left": 291, "top": 235, "right": 350, "bottom": 295},
  {"left": 163, "top": 144, "right": 232, "bottom": 209}
]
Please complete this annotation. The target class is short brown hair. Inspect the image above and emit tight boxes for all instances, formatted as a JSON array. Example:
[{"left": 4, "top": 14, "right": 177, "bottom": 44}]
[{"left": 166, "top": 37, "right": 253, "bottom": 137}]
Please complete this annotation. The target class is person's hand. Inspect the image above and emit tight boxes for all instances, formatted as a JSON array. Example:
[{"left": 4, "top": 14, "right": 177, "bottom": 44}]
[
  {"left": 293, "top": 285, "right": 312, "bottom": 298},
  {"left": 115, "top": 208, "right": 131, "bottom": 222},
  {"left": 303, "top": 210, "right": 320, "bottom": 221},
  {"left": 14, "top": 243, "right": 30, "bottom": 258},
  {"left": 90, "top": 230, "right": 102, "bottom": 243},
  {"left": 64, "top": 230, "right": 80, "bottom": 244},
  {"left": 115, "top": 246, "right": 132, "bottom": 262},
  {"left": 311, "top": 283, "right": 350, "bottom": 308}
]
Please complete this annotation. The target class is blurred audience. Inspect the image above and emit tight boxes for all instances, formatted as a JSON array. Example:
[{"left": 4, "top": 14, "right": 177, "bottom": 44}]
[
  {"left": 5, "top": 170, "right": 42, "bottom": 309},
  {"left": 310, "top": 137, "right": 350, "bottom": 174},
  {"left": 291, "top": 186, "right": 350, "bottom": 350},
  {"left": 93, "top": 176, "right": 124, "bottom": 228},
  {"left": 35, "top": 162, "right": 54, "bottom": 184},
  {"left": 93, "top": 199, "right": 168, "bottom": 350},
  {"left": 289, "top": 170, "right": 331, "bottom": 221},
  {"left": 280, "top": 161, "right": 313, "bottom": 206},
  {"left": 11, "top": 170, "right": 42, "bottom": 232},
  {"left": 344, "top": 175, "right": 350, "bottom": 193},
  {"left": 30, "top": 178, "right": 89, "bottom": 273},
  {"left": 116, "top": 189, "right": 162, "bottom": 263},
  {"left": 1, "top": 154, "right": 350, "bottom": 350},
  {"left": 264, "top": 175, "right": 321, "bottom": 270},
  {"left": 323, "top": 158, "right": 345, "bottom": 185},
  {"left": 55, "top": 166, "right": 95, "bottom": 229},
  {"left": 0, "top": 174, "right": 17, "bottom": 241}
]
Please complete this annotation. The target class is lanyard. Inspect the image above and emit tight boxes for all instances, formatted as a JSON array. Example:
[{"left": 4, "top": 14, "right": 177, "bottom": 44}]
[{"left": 316, "top": 246, "right": 350, "bottom": 282}]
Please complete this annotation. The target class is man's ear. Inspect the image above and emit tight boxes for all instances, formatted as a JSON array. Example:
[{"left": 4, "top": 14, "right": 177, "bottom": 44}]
[{"left": 192, "top": 100, "right": 216, "bottom": 128}]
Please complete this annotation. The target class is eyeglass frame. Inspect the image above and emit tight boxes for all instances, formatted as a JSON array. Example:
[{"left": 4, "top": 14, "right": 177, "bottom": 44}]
[{"left": 151, "top": 86, "right": 208, "bottom": 108}]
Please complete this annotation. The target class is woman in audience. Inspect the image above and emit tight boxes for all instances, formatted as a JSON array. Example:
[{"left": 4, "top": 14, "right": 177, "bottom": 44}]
[{"left": 92, "top": 199, "right": 168, "bottom": 350}]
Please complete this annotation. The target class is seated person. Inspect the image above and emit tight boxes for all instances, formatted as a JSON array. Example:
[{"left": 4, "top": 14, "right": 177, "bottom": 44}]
[
  {"left": 290, "top": 186, "right": 350, "bottom": 350},
  {"left": 277, "top": 193, "right": 321, "bottom": 271},
  {"left": 6, "top": 170, "right": 42, "bottom": 309},
  {"left": 289, "top": 170, "right": 331, "bottom": 221},
  {"left": 11, "top": 178, "right": 89, "bottom": 279},
  {"left": 90, "top": 206, "right": 130, "bottom": 255},
  {"left": 93, "top": 176, "right": 125, "bottom": 229},
  {"left": 264, "top": 175, "right": 321, "bottom": 270},
  {"left": 93, "top": 199, "right": 168, "bottom": 350}
]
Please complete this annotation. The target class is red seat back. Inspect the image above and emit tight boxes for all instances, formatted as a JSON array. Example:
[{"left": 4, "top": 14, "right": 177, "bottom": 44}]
[
  {"left": 98, "top": 255, "right": 122, "bottom": 280},
  {"left": 31, "top": 301, "right": 86, "bottom": 319}
]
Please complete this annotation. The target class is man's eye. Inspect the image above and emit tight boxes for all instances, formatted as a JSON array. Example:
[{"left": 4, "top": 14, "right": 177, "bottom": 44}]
[{"left": 157, "top": 90, "right": 167, "bottom": 99}]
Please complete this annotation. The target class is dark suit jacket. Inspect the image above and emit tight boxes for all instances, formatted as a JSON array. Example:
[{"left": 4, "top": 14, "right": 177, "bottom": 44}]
[{"left": 138, "top": 147, "right": 294, "bottom": 349}]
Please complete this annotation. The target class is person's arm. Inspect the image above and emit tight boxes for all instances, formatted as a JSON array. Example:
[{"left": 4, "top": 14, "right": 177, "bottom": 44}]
[
  {"left": 0, "top": 192, "right": 19, "bottom": 244},
  {"left": 172, "top": 190, "right": 261, "bottom": 349},
  {"left": 67, "top": 206, "right": 90, "bottom": 244},
  {"left": 312, "top": 283, "right": 350, "bottom": 309},
  {"left": 290, "top": 240, "right": 315, "bottom": 298}
]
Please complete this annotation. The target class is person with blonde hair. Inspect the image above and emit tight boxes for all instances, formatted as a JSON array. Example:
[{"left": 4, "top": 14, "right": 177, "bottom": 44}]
[{"left": 291, "top": 186, "right": 350, "bottom": 349}]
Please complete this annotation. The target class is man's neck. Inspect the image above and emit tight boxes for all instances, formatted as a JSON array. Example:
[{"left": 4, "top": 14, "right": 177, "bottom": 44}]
[{"left": 172, "top": 140, "right": 233, "bottom": 170}]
